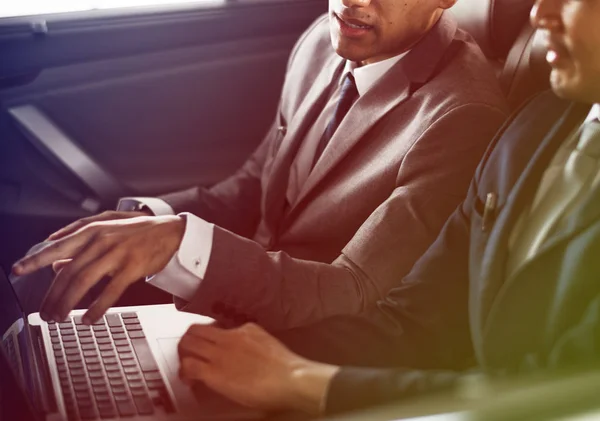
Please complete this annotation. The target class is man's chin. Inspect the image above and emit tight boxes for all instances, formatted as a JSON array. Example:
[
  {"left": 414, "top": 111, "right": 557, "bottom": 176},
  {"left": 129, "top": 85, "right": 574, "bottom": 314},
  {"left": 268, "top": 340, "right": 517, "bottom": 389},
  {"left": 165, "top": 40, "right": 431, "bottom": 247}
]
[{"left": 550, "top": 73, "right": 599, "bottom": 104}]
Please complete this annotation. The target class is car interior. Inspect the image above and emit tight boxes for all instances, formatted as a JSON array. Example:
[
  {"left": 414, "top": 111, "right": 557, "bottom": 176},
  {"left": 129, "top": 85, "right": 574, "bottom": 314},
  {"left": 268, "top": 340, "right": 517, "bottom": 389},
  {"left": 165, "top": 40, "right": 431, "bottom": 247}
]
[{"left": 2, "top": 0, "right": 589, "bottom": 419}]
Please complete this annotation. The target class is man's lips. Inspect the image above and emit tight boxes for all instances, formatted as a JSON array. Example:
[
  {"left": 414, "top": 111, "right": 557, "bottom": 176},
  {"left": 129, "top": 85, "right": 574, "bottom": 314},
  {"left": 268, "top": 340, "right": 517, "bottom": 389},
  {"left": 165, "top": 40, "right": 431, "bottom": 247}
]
[
  {"left": 543, "top": 36, "right": 570, "bottom": 66},
  {"left": 334, "top": 13, "right": 374, "bottom": 30}
]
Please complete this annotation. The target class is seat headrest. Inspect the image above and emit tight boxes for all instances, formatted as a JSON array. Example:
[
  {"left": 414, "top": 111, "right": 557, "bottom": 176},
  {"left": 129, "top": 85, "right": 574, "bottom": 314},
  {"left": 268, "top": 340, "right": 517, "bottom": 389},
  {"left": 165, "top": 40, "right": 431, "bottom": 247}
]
[{"left": 450, "top": 0, "right": 535, "bottom": 59}]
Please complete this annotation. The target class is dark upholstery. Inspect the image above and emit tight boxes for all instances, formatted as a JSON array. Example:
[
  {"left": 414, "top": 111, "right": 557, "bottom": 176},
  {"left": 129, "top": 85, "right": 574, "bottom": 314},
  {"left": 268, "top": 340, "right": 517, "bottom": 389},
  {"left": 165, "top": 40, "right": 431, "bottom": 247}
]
[{"left": 451, "top": 0, "right": 551, "bottom": 109}]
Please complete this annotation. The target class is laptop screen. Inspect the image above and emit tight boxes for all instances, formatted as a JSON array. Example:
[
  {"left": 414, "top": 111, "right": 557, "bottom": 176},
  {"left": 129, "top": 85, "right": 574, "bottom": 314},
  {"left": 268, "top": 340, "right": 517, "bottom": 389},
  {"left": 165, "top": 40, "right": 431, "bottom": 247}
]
[{"left": 0, "top": 268, "right": 39, "bottom": 421}]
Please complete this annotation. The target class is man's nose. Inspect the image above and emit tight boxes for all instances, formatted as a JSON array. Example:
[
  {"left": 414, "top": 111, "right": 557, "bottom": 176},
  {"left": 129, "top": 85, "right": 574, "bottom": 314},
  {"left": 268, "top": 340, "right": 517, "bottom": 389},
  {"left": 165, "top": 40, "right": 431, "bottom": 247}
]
[
  {"left": 341, "top": 0, "right": 372, "bottom": 8},
  {"left": 530, "top": 0, "right": 563, "bottom": 31}
]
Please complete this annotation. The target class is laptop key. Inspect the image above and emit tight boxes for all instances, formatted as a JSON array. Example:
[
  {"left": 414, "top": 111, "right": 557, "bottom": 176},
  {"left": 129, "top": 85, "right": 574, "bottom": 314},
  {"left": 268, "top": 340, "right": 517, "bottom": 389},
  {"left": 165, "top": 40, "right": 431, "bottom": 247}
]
[
  {"left": 123, "top": 318, "right": 139, "bottom": 325},
  {"left": 78, "top": 405, "right": 97, "bottom": 420},
  {"left": 98, "top": 344, "right": 113, "bottom": 352},
  {"left": 119, "top": 353, "right": 134, "bottom": 360},
  {"left": 103, "top": 357, "right": 118, "bottom": 365},
  {"left": 146, "top": 380, "right": 165, "bottom": 390},
  {"left": 105, "top": 314, "right": 121, "bottom": 327},
  {"left": 96, "top": 337, "right": 111, "bottom": 345},
  {"left": 111, "top": 385, "right": 127, "bottom": 394},
  {"left": 85, "top": 357, "right": 100, "bottom": 365},
  {"left": 116, "top": 346, "right": 131, "bottom": 354},
  {"left": 131, "top": 388, "right": 148, "bottom": 397},
  {"left": 90, "top": 378, "right": 106, "bottom": 386},
  {"left": 70, "top": 367, "right": 86, "bottom": 376},
  {"left": 104, "top": 363, "right": 120, "bottom": 372},
  {"left": 120, "top": 312, "right": 137, "bottom": 319},
  {"left": 144, "top": 371, "right": 162, "bottom": 381},
  {"left": 110, "top": 327, "right": 125, "bottom": 334},
  {"left": 76, "top": 325, "right": 91, "bottom": 331},
  {"left": 51, "top": 337, "right": 60, "bottom": 344},
  {"left": 67, "top": 354, "right": 82, "bottom": 363},
  {"left": 121, "top": 359, "right": 137, "bottom": 367},
  {"left": 92, "top": 325, "right": 107, "bottom": 332},
  {"left": 81, "top": 343, "right": 96, "bottom": 351},
  {"left": 68, "top": 361, "right": 84, "bottom": 370},
  {"left": 53, "top": 344, "right": 62, "bottom": 351},
  {"left": 61, "top": 334, "right": 77, "bottom": 342},
  {"left": 130, "top": 338, "right": 158, "bottom": 372},
  {"left": 112, "top": 333, "right": 127, "bottom": 341},
  {"left": 113, "top": 339, "right": 129, "bottom": 347},
  {"left": 125, "top": 324, "right": 142, "bottom": 331},
  {"left": 73, "top": 315, "right": 83, "bottom": 325},
  {"left": 78, "top": 331, "right": 93, "bottom": 338},
  {"left": 94, "top": 331, "right": 109, "bottom": 338},
  {"left": 60, "top": 328, "right": 75, "bottom": 336},
  {"left": 128, "top": 331, "right": 145, "bottom": 339},
  {"left": 133, "top": 395, "right": 154, "bottom": 415},
  {"left": 116, "top": 400, "right": 136, "bottom": 417},
  {"left": 98, "top": 403, "right": 116, "bottom": 419},
  {"left": 126, "top": 373, "right": 142, "bottom": 382},
  {"left": 59, "top": 323, "right": 72, "bottom": 329},
  {"left": 123, "top": 366, "right": 139, "bottom": 375},
  {"left": 110, "top": 378, "right": 125, "bottom": 387},
  {"left": 63, "top": 342, "right": 79, "bottom": 349}
]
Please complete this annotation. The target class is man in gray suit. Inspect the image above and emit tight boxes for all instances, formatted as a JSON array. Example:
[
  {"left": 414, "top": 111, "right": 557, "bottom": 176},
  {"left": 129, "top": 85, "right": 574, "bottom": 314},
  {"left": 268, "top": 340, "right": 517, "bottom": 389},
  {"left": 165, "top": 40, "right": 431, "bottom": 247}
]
[
  {"left": 12, "top": 0, "right": 507, "bottom": 330},
  {"left": 171, "top": 0, "right": 600, "bottom": 416}
]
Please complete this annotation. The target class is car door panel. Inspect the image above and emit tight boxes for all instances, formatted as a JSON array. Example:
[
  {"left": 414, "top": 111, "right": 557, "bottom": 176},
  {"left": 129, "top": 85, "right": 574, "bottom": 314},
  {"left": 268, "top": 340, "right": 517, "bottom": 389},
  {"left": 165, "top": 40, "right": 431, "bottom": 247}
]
[{"left": 0, "top": 0, "right": 326, "bottom": 270}]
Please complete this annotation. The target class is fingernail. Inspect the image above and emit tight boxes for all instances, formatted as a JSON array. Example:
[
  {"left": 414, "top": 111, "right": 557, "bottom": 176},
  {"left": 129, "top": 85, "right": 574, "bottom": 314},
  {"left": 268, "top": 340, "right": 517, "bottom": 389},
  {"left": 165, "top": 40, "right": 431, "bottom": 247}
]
[
  {"left": 12, "top": 263, "right": 23, "bottom": 274},
  {"left": 51, "top": 314, "right": 61, "bottom": 323}
]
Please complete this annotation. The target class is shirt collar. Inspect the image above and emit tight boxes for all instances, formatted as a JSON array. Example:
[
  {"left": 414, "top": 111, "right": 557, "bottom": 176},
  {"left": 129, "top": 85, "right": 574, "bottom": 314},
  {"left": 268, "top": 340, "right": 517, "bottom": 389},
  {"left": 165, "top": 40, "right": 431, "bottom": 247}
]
[
  {"left": 585, "top": 104, "right": 600, "bottom": 123},
  {"left": 342, "top": 51, "right": 408, "bottom": 97}
]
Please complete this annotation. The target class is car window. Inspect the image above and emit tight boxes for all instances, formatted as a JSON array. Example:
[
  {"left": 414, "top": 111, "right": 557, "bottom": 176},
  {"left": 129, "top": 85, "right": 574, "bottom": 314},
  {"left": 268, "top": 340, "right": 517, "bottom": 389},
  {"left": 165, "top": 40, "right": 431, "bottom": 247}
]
[{"left": 0, "top": 0, "right": 218, "bottom": 19}]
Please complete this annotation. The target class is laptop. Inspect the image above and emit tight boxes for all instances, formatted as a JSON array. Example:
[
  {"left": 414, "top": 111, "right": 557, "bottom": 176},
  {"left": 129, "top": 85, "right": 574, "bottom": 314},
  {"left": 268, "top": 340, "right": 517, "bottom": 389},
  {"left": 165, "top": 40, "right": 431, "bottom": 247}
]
[{"left": 0, "top": 267, "right": 262, "bottom": 421}]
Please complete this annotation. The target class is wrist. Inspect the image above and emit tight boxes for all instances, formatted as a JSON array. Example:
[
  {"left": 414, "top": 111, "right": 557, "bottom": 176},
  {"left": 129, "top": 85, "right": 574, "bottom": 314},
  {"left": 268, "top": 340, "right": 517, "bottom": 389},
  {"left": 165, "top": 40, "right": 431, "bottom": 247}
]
[{"left": 286, "top": 359, "right": 341, "bottom": 415}]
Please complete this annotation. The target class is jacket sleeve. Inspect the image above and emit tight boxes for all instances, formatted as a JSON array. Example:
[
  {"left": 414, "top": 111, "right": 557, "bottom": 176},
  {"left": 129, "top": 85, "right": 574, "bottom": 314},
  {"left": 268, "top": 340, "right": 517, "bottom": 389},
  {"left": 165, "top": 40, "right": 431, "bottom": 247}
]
[
  {"left": 325, "top": 367, "right": 462, "bottom": 415},
  {"left": 178, "top": 104, "right": 506, "bottom": 331},
  {"left": 320, "top": 176, "right": 479, "bottom": 413}
]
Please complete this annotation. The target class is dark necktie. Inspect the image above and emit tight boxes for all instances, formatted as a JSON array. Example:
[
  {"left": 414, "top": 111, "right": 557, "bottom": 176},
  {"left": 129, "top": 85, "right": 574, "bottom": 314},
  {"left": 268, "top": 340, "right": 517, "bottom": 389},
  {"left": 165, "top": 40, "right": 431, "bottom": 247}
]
[{"left": 312, "top": 73, "right": 359, "bottom": 167}]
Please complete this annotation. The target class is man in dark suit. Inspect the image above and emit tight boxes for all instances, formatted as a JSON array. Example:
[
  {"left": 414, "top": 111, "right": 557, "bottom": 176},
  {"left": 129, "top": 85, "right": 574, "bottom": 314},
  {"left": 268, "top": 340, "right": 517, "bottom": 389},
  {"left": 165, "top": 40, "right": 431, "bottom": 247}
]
[
  {"left": 174, "top": 0, "right": 600, "bottom": 415},
  {"left": 11, "top": 0, "right": 509, "bottom": 329}
]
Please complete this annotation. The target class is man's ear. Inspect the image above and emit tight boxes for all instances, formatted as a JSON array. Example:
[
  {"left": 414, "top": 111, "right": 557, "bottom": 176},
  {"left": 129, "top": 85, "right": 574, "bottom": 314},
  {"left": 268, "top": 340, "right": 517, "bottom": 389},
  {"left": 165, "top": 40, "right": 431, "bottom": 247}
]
[{"left": 439, "top": 0, "right": 458, "bottom": 10}]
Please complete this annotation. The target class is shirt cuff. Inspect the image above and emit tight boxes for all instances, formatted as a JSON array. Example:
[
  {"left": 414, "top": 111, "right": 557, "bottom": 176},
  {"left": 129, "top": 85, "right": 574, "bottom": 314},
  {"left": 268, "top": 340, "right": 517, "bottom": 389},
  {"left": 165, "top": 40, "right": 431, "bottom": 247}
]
[
  {"left": 116, "top": 197, "right": 174, "bottom": 216},
  {"left": 146, "top": 212, "right": 214, "bottom": 301}
]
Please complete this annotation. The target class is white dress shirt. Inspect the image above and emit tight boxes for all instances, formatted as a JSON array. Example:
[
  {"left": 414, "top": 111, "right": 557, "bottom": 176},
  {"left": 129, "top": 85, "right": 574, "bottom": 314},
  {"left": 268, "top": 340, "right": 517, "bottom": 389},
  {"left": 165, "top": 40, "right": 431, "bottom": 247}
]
[
  {"left": 507, "top": 104, "right": 600, "bottom": 276},
  {"left": 117, "top": 52, "right": 409, "bottom": 301}
]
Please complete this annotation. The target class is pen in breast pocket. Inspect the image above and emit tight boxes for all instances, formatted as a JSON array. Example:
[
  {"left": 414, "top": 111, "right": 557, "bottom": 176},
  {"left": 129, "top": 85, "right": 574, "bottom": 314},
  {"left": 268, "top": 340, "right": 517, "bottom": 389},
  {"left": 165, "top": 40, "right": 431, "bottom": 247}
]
[{"left": 481, "top": 192, "right": 498, "bottom": 232}]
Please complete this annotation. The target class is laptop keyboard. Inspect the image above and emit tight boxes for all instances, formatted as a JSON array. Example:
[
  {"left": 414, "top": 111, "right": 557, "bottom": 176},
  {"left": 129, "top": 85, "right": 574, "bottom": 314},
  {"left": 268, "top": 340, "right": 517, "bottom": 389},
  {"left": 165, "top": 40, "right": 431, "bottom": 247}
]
[{"left": 49, "top": 312, "right": 175, "bottom": 420}]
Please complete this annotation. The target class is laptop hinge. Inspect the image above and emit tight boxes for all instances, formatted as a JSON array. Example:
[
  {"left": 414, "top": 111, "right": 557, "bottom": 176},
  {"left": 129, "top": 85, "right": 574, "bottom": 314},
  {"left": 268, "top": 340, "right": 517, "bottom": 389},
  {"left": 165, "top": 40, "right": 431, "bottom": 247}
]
[{"left": 27, "top": 324, "right": 57, "bottom": 415}]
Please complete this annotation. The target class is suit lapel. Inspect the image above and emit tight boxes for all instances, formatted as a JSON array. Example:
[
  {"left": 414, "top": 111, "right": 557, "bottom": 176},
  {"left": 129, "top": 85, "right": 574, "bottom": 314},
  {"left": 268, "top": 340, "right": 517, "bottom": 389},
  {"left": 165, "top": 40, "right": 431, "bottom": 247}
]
[
  {"left": 476, "top": 103, "right": 588, "bottom": 333},
  {"left": 262, "top": 55, "right": 345, "bottom": 232},
  {"left": 288, "top": 13, "right": 459, "bottom": 213},
  {"left": 520, "top": 160, "right": 600, "bottom": 269}
]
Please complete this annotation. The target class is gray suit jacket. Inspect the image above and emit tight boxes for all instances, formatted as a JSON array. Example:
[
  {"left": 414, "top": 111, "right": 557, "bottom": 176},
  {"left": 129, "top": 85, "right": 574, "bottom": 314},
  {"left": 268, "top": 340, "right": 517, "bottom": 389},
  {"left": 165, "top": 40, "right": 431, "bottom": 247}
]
[
  {"left": 326, "top": 92, "right": 600, "bottom": 414},
  {"left": 160, "top": 13, "right": 508, "bottom": 330}
]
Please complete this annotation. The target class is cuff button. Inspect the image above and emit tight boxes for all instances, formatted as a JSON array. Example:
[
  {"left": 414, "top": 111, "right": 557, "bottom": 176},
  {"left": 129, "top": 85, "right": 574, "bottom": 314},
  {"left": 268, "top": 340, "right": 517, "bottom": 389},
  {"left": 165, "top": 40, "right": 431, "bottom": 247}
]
[{"left": 193, "top": 258, "right": 201, "bottom": 267}]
